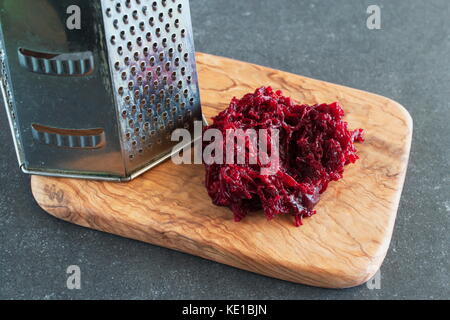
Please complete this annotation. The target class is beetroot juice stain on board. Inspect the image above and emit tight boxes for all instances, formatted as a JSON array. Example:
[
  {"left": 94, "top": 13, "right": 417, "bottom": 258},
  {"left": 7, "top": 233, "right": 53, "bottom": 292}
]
[{"left": 202, "top": 87, "right": 364, "bottom": 226}]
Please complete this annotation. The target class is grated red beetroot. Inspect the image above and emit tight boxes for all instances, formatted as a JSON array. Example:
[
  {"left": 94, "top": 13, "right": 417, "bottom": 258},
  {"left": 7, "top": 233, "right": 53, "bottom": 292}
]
[{"left": 203, "top": 87, "right": 364, "bottom": 226}]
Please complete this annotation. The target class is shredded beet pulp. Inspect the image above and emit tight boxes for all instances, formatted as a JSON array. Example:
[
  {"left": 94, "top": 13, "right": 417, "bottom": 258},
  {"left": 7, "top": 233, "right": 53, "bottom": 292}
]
[{"left": 203, "top": 87, "right": 364, "bottom": 226}]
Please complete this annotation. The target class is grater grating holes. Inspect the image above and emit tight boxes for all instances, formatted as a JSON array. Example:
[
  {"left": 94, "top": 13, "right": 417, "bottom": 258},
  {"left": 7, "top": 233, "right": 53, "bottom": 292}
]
[{"left": 102, "top": 0, "right": 199, "bottom": 160}]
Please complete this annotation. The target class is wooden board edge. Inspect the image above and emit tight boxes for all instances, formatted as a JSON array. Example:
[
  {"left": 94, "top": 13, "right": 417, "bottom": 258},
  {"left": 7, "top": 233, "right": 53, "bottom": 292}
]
[{"left": 28, "top": 184, "right": 373, "bottom": 289}]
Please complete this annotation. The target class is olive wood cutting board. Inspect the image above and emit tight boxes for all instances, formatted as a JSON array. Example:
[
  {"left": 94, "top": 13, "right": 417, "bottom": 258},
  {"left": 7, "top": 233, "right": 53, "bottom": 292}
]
[{"left": 31, "top": 52, "right": 412, "bottom": 288}]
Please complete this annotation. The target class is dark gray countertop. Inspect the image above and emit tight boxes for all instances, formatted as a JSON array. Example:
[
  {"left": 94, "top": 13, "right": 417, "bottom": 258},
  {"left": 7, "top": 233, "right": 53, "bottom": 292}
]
[{"left": 1, "top": 0, "right": 449, "bottom": 299}]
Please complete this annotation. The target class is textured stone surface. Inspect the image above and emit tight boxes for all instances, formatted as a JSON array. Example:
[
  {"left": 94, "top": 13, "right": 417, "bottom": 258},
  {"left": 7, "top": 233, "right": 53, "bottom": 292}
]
[{"left": 0, "top": 0, "right": 448, "bottom": 299}]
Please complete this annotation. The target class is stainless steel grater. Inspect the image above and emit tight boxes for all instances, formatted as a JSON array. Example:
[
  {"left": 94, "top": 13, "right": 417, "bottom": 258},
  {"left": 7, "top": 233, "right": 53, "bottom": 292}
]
[{"left": 0, "top": 0, "right": 203, "bottom": 181}]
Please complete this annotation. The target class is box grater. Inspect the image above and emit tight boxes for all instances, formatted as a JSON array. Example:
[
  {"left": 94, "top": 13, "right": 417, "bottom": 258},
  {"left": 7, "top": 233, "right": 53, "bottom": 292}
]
[{"left": 0, "top": 0, "right": 203, "bottom": 181}]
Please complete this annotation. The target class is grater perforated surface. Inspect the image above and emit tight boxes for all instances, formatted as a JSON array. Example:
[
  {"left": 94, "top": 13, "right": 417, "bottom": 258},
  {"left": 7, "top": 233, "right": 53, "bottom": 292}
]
[
  {"left": 0, "top": 38, "right": 24, "bottom": 165},
  {"left": 101, "top": 0, "right": 202, "bottom": 173}
]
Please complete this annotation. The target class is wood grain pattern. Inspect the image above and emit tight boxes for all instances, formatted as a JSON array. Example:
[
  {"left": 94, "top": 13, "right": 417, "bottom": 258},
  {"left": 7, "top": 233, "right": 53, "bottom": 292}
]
[{"left": 31, "top": 53, "right": 413, "bottom": 288}]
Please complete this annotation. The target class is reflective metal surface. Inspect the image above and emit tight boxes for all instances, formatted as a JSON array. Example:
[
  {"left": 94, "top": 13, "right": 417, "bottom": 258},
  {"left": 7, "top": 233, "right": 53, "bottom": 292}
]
[
  {"left": 0, "top": 0, "right": 202, "bottom": 181},
  {"left": 101, "top": 0, "right": 202, "bottom": 174}
]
